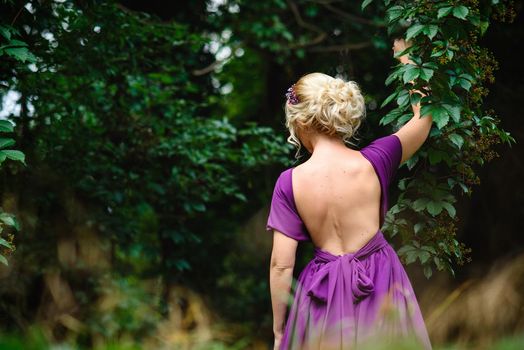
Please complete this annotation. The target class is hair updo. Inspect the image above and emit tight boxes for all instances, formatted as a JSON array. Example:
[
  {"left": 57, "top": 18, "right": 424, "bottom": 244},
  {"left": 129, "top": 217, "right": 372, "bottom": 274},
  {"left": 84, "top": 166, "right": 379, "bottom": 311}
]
[{"left": 284, "top": 72, "right": 366, "bottom": 158}]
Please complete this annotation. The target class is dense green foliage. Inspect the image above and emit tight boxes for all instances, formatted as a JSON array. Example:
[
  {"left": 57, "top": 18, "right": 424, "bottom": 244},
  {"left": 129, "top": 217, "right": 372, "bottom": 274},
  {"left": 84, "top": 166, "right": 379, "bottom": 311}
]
[
  {"left": 363, "top": 0, "right": 516, "bottom": 278},
  {"left": 0, "top": 0, "right": 287, "bottom": 342}
]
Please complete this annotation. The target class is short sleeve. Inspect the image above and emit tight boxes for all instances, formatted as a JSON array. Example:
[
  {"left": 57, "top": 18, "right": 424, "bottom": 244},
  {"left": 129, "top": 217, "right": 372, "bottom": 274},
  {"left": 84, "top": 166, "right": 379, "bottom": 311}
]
[
  {"left": 360, "top": 134, "right": 402, "bottom": 189},
  {"left": 265, "top": 169, "right": 310, "bottom": 242},
  {"left": 360, "top": 134, "right": 403, "bottom": 228}
]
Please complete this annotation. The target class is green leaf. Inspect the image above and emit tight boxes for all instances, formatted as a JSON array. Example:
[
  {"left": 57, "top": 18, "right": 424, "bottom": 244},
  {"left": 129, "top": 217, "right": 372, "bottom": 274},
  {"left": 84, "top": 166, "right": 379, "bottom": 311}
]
[
  {"left": 0, "top": 25, "right": 11, "bottom": 40},
  {"left": 5, "top": 47, "right": 36, "bottom": 63},
  {"left": 432, "top": 107, "right": 450, "bottom": 129},
  {"left": 409, "top": 92, "right": 421, "bottom": 105},
  {"left": 480, "top": 21, "right": 490, "bottom": 36},
  {"left": 406, "top": 24, "right": 426, "bottom": 40},
  {"left": 426, "top": 246, "right": 437, "bottom": 254},
  {"left": 423, "top": 62, "right": 439, "bottom": 70},
  {"left": 430, "top": 48, "right": 446, "bottom": 58},
  {"left": 412, "top": 198, "right": 429, "bottom": 212},
  {"left": 442, "top": 202, "right": 456, "bottom": 218},
  {"left": 379, "top": 109, "right": 401, "bottom": 126},
  {"left": 443, "top": 104, "right": 461, "bottom": 123},
  {"left": 423, "top": 265, "right": 433, "bottom": 279},
  {"left": 448, "top": 133, "right": 464, "bottom": 149},
  {"left": 420, "top": 104, "right": 435, "bottom": 117},
  {"left": 0, "top": 150, "right": 25, "bottom": 164},
  {"left": 406, "top": 154, "right": 419, "bottom": 170},
  {"left": 0, "top": 120, "right": 14, "bottom": 133},
  {"left": 405, "top": 250, "right": 418, "bottom": 264},
  {"left": 397, "top": 113, "right": 413, "bottom": 125},
  {"left": 4, "top": 39, "right": 28, "bottom": 47},
  {"left": 468, "top": 14, "right": 481, "bottom": 26},
  {"left": 234, "top": 192, "right": 247, "bottom": 201},
  {"left": 396, "top": 89, "right": 410, "bottom": 107},
  {"left": 175, "top": 259, "right": 191, "bottom": 271},
  {"left": 426, "top": 201, "right": 443, "bottom": 216},
  {"left": 403, "top": 65, "right": 420, "bottom": 84},
  {"left": 361, "top": 0, "right": 374, "bottom": 10},
  {"left": 0, "top": 214, "right": 16, "bottom": 227},
  {"left": 424, "top": 25, "right": 439, "bottom": 40},
  {"left": 0, "top": 237, "right": 13, "bottom": 249},
  {"left": 192, "top": 202, "right": 205, "bottom": 212},
  {"left": 419, "top": 67, "right": 434, "bottom": 82},
  {"left": 0, "top": 254, "right": 8, "bottom": 266},
  {"left": 434, "top": 256, "right": 444, "bottom": 270},
  {"left": 397, "top": 245, "right": 414, "bottom": 256},
  {"left": 385, "top": 70, "right": 400, "bottom": 86},
  {"left": 387, "top": 5, "right": 404, "bottom": 23},
  {"left": 452, "top": 5, "right": 469, "bottom": 20},
  {"left": 419, "top": 250, "right": 431, "bottom": 264},
  {"left": 459, "top": 79, "right": 472, "bottom": 91},
  {"left": 414, "top": 222, "right": 424, "bottom": 234},
  {"left": 437, "top": 6, "right": 453, "bottom": 19},
  {"left": 0, "top": 138, "right": 15, "bottom": 149},
  {"left": 393, "top": 45, "right": 415, "bottom": 59},
  {"left": 380, "top": 91, "right": 398, "bottom": 108},
  {"left": 459, "top": 73, "right": 474, "bottom": 81}
]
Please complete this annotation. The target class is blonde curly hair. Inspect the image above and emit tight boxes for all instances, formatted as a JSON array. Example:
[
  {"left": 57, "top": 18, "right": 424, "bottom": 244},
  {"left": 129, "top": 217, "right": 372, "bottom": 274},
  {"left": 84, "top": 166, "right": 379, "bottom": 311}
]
[{"left": 284, "top": 72, "right": 366, "bottom": 159}]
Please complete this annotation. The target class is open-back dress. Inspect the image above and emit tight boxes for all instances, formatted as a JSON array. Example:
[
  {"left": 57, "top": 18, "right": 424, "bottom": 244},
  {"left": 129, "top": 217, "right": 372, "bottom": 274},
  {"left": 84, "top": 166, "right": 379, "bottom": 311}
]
[{"left": 266, "top": 134, "right": 432, "bottom": 350}]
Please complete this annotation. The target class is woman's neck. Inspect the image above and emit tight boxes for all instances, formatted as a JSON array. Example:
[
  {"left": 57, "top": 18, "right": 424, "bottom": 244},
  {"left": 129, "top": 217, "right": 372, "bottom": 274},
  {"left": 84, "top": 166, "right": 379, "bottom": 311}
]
[{"left": 308, "top": 134, "right": 348, "bottom": 158}]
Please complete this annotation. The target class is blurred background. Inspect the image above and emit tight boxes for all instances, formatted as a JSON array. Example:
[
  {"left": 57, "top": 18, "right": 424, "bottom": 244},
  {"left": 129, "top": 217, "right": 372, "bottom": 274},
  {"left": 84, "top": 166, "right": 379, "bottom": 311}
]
[{"left": 0, "top": 0, "right": 523, "bottom": 349}]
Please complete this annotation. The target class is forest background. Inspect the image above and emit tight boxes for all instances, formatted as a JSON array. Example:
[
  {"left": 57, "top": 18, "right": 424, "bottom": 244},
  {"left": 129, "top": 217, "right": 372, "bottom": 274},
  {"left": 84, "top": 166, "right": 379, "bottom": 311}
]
[{"left": 0, "top": 0, "right": 523, "bottom": 349}]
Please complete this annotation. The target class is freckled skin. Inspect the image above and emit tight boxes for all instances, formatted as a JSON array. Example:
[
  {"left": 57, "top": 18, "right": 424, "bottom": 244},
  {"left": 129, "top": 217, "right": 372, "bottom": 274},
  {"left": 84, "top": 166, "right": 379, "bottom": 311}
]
[{"left": 292, "top": 129, "right": 382, "bottom": 255}]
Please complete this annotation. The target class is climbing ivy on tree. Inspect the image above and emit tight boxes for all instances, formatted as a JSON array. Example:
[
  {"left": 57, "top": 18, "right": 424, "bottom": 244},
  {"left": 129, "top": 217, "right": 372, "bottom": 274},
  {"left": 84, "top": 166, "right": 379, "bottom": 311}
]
[{"left": 363, "top": 0, "right": 516, "bottom": 277}]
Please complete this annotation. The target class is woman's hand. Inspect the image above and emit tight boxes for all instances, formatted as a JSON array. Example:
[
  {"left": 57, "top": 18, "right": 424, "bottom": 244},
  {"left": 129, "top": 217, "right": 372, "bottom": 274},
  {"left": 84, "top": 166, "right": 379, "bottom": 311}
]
[
  {"left": 398, "top": 37, "right": 430, "bottom": 97},
  {"left": 392, "top": 38, "right": 414, "bottom": 65}
]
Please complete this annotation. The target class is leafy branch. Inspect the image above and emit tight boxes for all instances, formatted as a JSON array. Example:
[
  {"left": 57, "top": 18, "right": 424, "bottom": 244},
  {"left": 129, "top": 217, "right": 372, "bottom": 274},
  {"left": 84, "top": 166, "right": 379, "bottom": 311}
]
[
  {"left": 364, "top": 0, "right": 516, "bottom": 278},
  {"left": 0, "top": 18, "right": 30, "bottom": 265}
]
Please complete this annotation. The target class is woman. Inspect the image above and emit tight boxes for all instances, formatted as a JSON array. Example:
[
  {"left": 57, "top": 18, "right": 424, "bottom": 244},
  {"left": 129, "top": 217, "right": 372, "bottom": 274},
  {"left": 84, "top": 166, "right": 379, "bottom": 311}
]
[{"left": 266, "top": 38, "right": 432, "bottom": 350}]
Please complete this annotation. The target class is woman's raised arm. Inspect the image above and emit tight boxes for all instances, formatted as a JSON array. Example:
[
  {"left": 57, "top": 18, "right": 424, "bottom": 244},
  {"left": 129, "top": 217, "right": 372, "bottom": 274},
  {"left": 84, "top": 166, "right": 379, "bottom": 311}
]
[{"left": 390, "top": 38, "right": 433, "bottom": 165}]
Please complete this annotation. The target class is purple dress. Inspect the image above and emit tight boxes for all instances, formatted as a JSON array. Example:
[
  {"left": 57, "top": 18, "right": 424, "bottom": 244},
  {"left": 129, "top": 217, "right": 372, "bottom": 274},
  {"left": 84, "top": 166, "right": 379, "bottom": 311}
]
[{"left": 266, "top": 134, "right": 432, "bottom": 350}]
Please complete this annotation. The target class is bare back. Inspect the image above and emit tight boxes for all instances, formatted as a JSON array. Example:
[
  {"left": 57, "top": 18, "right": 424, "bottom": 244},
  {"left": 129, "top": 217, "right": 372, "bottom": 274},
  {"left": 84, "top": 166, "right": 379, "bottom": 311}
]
[
  {"left": 292, "top": 150, "right": 383, "bottom": 255},
  {"left": 266, "top": 134, "right": 403, "bottom": 251}
]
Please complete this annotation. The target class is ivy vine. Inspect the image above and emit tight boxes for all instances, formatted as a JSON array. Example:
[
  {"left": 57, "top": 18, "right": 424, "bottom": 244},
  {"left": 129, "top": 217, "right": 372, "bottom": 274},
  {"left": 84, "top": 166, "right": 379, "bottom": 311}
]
[{"left": 364, "top": 0, "right": 516, "bottom": 278}]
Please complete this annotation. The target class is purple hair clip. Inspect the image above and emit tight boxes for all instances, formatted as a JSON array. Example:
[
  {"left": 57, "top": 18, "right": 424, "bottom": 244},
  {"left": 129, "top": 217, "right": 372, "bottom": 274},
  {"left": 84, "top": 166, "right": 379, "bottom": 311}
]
[{"left": 285, "top": 83, "right": 299, "bottom": 105}]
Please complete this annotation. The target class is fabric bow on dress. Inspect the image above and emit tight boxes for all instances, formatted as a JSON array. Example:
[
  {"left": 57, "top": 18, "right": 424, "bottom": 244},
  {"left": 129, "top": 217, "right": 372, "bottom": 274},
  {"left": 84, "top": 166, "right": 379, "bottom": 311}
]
[{"left": 305, "top": 232, "right": 389, "bottom": 305}]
